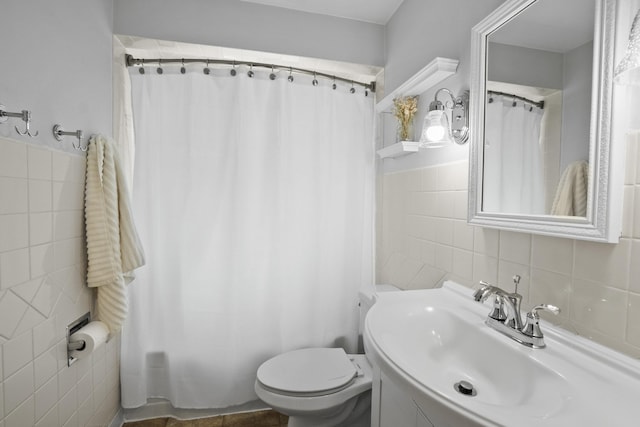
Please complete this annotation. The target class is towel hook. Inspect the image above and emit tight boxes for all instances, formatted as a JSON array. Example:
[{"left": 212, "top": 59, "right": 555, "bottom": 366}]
[
  {"left": 0, "top": 103, "right": 39, "bottom": 137},
  {"left": 53, "top": 124, "right": 87, "bottom": 151}
]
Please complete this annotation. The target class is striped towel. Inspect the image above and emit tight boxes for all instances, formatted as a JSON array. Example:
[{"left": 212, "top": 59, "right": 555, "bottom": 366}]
[
  {"left": 85, "top": 135, "right": 145, "bottom": 333},
  {"left": 551, "top": 160, "right": 589, "bottom": 217}
]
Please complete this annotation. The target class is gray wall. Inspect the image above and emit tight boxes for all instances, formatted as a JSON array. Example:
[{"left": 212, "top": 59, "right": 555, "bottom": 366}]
[
  {"left": 381, "top": 0, "right": 504, "bottom": 173},
  {"left": 0, "top": 0, "right": 113, "bottom": 153},
  {"left": 487, "top": 42, "right": 564, "bottom": 89},
  {"left": 113, "top": 0, "right": 385, "bottom": 67},
  {"left": 561, "top": 41, "right": 593, "bottom": 170}
]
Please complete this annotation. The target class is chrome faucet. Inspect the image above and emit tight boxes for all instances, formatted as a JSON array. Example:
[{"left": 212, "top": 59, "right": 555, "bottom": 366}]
[{"left": 473, "top": 276, "right": 559, "bottom": 348}]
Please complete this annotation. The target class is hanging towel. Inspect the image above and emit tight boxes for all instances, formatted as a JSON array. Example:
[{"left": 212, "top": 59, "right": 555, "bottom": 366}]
[
  {"left": 85, "top": 134, "right": 145, "bottom": 333},
  {"left": 551, "top": 160, "right": 589, "bottom": 217}
]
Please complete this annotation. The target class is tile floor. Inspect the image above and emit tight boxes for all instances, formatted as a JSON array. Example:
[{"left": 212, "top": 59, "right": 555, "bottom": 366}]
[{"left": 123, "top": 410, "right": 288, "bottom": 427}]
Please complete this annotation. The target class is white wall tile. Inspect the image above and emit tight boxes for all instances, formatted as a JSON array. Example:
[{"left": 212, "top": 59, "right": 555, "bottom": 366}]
[
  {"left": 34, "top": 347, "right": 59, "bottom": 390},
  {"left": 52, "top": 151, "right": 73, "bottom": 182},
  {"left": 28, "top": 180, "right": 52, "bottom": 213},
  {"left": 574, "top": 238, "right": 631, "bottom": 290},
  {"left": 571, "top": 279, "right": 628, "bottom": 340},
  {"left": 58, "top": 386, "right": 77, "bottom": 427},
  {"left": 434, "top": 218, "right": 453, "bottom": 245},
  {"left": 0, "top": 379, "right": 4, "bottom": 419},
  {"left": 2, "top": 331, "right": 32, "bottom": 378},
  {"left": 421, "top": 167, "right": 437, "bottom": 191},
  {"left": 77, "top": 394, "right": 93, "bottom": 427},
  {"left": 30, "top": 213, "right": 53, "bottom": 246},
  {"left": 622, "top": 185, "right": 635, "bottom": 237},
  {"left": 31, "top": 277, "right": 60, "bottom": 318},
  {"left": 28, "top": 147, "right": 52, "bottom": 181},
  {"left": 13, "top": 308, "right": 45, "bottom": 337},
  {"left": 0, "top": 178, "right": 28, "bottom": 214},
  {"left": 473, "top": 227, "right": 499, "bottom": 257},
  {"left": 0, "top": 214, "right": 28, "bottom": 252},
  {"left": 0, "top": 132, "right": 116, "bottom": 427},
  {"left": 35, "top": 375, "right": 58, "bottom": 422},
  {"left": 33, "top": 317, "right": 58, "bottom": 357},
  {"left": 0, "top": 249, "right": 30, "bottom": 290},
  {"left": 452, "top": 249, "right": 473, "bottom": 281},
  {"left": 29, "top": 244, "right": 54, "bottom": 280},
  {"left": 0, "top": 140, "right": 28, "bottom": 179},
  {"left": 62, "top": 411, "right": 78, "bottom": 427},
  {"left": 54, "top": 238, "right": 81, "bottom": 270},
  {"left": 499, "top": 231, "right": 531, "bottom": 265},
  {"left": 434, "top": 244, "right": 453, "bottom": 272},
  {"left": 4, "top": 396, "right": 34, "bottom": 427},
  {"left": 3, "top": 362, "right": 34, "bottom": 414},
  {"left": 530, "top": 268, "right": 572, "bottom": 319},
  {"left": 630, "top": 240, "right": 640, "bottom": 294},
  {"left": 531, "top": 235, "right": 573, "bottom": 276},
  {"left": 473, "top": 253, "right": 498, "bottom": 285},
  {"left": 635, "top": 186, "right": 640, "bottom": 238},
  {"left": 58, "top": 362, "right": 77, "bottom": 398},
  {"left": 35, "top": 405, "right": 58, "bottom": 427},
  {"left": 435, "top": 192, "right": 455, "bottom": 218},
  {"left": 452, "top": 191, "right": 468, "bottom": 220},
  {"left": 626, "top": 292, "right": 640, "bottom": 347},
  {"left": 77, "top": 371, "right": 92, "bottom": 405},
  {"left": 11, "top": 278, "right": 41, "bottom": 303},
  {"left": 52, "top": 182, "right": 84, "bottom": 212},
  {"left": 636, "top": 132, "right": 640, "bottom": 184},
  {"left": 453, "top": 220, "right": 474, "bottom": 251},
  {"left": 0, "top": 292, "right": 28, "bottom": 339}
]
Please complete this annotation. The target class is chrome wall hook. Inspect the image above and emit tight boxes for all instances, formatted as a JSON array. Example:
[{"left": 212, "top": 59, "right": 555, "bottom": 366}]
[
  {"left": 53, "top": 124, "right": 87, "bottom": 151},
  {"left": 0, "top": 103, "right": 39, "bottom": 137}
]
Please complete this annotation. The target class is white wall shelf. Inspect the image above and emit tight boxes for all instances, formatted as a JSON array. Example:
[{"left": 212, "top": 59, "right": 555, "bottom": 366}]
[
  {"left": 376, "top": 141, "right": 420, "bottom": 158},
  {"left": 375, "top": 57, "right": 459, "bottom": 113}
]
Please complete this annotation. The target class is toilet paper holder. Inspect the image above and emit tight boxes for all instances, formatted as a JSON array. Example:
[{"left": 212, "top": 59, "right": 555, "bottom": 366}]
[{"left": 67, "top": 312, "right": 90, "bottom": 366}]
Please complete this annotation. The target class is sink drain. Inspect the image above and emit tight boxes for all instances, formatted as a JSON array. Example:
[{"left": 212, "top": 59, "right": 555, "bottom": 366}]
[{"left": 454, "top": 380, "right": 477, "bottom": 396}]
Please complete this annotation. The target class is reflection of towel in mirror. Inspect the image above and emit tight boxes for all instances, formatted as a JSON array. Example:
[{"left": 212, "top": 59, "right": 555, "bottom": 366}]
[
  {"left": 85, "top": 135, "right": 145, "bottom": 333},
  {"left": 551, "top": 160, "right": 588, "bottom": 217}
]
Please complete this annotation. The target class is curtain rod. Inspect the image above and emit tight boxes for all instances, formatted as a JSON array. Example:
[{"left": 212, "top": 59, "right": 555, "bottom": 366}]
[
  {"left": 125, "top": 54, "right": 376, "bottom": 92},
  {"left": 487, "top": 90, "right": 544, "bottom": 109}
]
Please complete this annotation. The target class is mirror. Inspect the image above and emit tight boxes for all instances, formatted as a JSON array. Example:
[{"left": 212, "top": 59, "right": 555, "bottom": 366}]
[{"left": 469, "top": 0, "right": 621, "bottom": 242}]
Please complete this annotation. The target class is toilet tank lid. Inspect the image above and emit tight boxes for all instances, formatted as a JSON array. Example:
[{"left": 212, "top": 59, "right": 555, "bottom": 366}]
[{"left": 256, "top": 348, "right": 356, "bottom": 395}]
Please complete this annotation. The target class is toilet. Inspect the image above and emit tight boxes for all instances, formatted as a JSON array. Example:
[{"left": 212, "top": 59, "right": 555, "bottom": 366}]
[{"left": 254, "top": 284, "right": 400, "bottom": 427}]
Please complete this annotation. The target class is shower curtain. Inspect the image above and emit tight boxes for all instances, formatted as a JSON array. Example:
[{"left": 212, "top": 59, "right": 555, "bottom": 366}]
[
  {"left": 121, "top": 67, "right": 374, "bottom": 409},
  {"left": 483, "top": 94, "right": 545, "bottom": 214}
]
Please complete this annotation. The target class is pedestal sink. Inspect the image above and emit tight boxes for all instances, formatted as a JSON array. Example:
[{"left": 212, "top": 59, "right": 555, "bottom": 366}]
[{"left": 364, "top": 281, "right": 640, "bottom": 426}]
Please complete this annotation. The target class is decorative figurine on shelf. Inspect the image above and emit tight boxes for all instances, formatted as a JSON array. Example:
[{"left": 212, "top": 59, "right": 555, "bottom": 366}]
[{"left": 392, "top": 95, "right": 418, "bottom": 141}]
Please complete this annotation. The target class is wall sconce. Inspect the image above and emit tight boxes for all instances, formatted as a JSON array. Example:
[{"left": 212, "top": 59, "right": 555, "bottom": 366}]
[
  {"left": 615, "top": 9, "right": 640, "bottom": 85},
  {"left": 419, "top": 88, "right": 469, "bottom": 147}
]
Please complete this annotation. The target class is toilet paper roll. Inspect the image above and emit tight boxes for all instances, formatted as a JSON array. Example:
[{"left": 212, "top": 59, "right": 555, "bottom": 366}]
[{"left": 69, "top": 321, "right": 110, "bottom": 359}]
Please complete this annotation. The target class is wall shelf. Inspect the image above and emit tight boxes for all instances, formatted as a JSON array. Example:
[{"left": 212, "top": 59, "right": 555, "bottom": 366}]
[
  {"left": 375, "top": 57, "right": 459, "bottom": 113},
  {"left": 377, "top": 141, "right": 420, "bottom": 158}
]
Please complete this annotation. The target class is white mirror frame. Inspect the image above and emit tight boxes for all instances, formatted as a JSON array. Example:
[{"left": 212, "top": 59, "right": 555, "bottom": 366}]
[{"left": 468, "top": 0, "right": 621, "bottom": 243}]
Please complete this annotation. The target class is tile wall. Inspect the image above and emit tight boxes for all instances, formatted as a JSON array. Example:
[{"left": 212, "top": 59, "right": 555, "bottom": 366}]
[
  {"left": 377, "top": 132, "right": 640, "bottom": 359},
  {"left": 0, "top": 137, "right": 120, "bottom": 427}
]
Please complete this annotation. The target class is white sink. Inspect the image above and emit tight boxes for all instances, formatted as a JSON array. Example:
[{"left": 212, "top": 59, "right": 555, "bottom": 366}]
[{"left": 364, "top": 281, "right": 640, "bottom": 426}]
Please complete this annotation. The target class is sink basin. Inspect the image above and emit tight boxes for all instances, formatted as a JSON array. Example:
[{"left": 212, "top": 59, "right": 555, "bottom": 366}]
[{"left": 364, "top": 281, "right": 640, "bottom": 426}]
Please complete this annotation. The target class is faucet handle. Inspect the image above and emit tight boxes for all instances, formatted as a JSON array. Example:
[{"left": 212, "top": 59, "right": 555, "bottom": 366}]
[
  {"left": 522, "top": 304, "right": 560, "bottom": 339},
  {"left": 488, "top": 295, "right": 507, "bottom": 321}
]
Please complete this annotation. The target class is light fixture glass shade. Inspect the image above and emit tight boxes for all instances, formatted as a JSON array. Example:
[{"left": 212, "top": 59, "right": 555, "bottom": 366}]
[
  {"left": 615, "top": 9, "right": 640, "bottom": 85},
  {"left": 419, "top": 110, "right": 453, "bottom": 147}
]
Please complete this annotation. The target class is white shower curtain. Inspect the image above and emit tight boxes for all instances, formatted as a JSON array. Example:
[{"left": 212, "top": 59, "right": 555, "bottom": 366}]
[
  {"left": 483, "top": 95, "right": 545, "bottom": 214},
  {"left": 121, "top": 67, "right": 374, "bottom": 409}
]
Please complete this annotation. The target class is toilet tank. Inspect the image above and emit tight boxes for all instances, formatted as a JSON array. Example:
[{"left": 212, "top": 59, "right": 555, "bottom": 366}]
[{"left": 357, "top": 284, "right": 401, "bottom": 353}]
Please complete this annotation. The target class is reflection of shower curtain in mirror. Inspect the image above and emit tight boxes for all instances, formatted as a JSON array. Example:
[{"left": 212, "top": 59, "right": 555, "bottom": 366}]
[{"left": 483, "top": 95, "right": 544, "bottom": 214}]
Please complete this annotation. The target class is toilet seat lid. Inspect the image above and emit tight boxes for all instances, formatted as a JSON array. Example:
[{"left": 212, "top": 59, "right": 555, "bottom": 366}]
[{"left": 257, "top": 348, "right": 356, "bottom": 395}]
